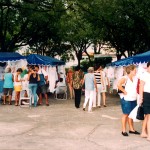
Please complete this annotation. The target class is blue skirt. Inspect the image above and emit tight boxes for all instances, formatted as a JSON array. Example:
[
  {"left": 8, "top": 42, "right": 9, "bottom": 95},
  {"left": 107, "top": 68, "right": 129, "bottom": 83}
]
[{"left": 120, "top": 98, "right": 137, "bottom": 114}]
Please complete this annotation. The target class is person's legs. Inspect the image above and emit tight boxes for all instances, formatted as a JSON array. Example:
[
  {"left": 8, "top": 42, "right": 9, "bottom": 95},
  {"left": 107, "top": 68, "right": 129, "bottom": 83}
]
[
  {"left": 15, "top": 91, "right": 20, "bottom": 106},
  {"left": 76, "top": 89, "right": 82, "bottom": 108},
  {"left": 74, "top": 89, "right": 82, "bottom": 108},
  {"left": 42, "top": 85, "right": 49, "bottom": 105},
  {"left": 37, "top": 86, "right": 42, "bottom": 105},
  {"left": 83, "top": 90, "right": 90, "bottom": 109},
  {"left": 3, "top": 88, "right": 8, "bottom": 104},
  {"left": 120, "top": 98, "right": 129, "bottom": 135},
  {"left": 74, "top": 89, "right": 78, "bottom": 108},
  {"left": 128, "top": 100, "right": 137, "bottom": 132},
  {"left": 44, "top": 93, "right": 49, "bottom": 105},
  {"left": 102, "top": 92, "right": 106, "bottom": 106},
  {"left": 8, "top": 88, "right": 13, "bottom": 105},
  {"left": 32, "top": 84, "right": 38, "bottom": 107},
  {"left": 97, "top": 84, "right": 101, "bottom": 107},
  {"left": 147, "top": 114, "right": 150, "bottom": 141},
  {"left": 3, "top": 95, "right": 6, "bottom": 104},
  {"left": 141, "top": 115, "right": 148, "bottom": 138},
  {"left": 68, "top": 83, "right": 73, "bottom": 99},
  {"left": 88, "top": 91, "right": 94, "bottom": 112},
  {"left": 92, "top": 88, "right": 97, "bottom": 107},
  {"left": 128, "top": 117, "right": 135, "bottom": 131},
  {"left": 122, "top": 114, "right": 128, "bottom": 133}
]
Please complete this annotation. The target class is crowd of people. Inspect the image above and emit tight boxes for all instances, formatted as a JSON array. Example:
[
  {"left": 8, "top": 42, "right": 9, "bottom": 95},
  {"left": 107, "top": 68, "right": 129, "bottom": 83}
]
[
  {"left": 66, "top": 65, "right": 109, "bottom": 111},
  {"left": 1, "top": 62, "right": 150, "bottom": 142},
  {"left": 2, "top": 65, "right": 50, "bottom": 107}
]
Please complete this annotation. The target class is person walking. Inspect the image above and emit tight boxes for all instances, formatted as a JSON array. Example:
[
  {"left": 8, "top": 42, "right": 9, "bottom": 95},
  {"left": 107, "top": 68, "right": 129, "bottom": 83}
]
[
  {"left": 139, "top": 62, "right": 150, "bottom": 141},
  {"left": 72, "top": 66, "right": 84, "bottom": 108},
  {"left": 117, "top": 65, "right": 140, "bottom": 136},
  {"left": 66, "top": 68, "right": 74, "bottom": 99},
  {"left": 93, "top": 65, "right": 104, "bottom": 108},
  {"left": 2, "top": 68, "right": 14, "bottom": 105},
  {"left": 83, "top": 67, "right": 97, "bottom": 112},
  {"left": 99, "top": 65, "right": 110, "bottom": 107}
]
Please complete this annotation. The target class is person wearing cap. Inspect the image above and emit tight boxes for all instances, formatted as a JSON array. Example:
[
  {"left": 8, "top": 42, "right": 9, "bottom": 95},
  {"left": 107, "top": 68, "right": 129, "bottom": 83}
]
[{"left": 82, "top": 67, "right": 98, "bottom": 112}]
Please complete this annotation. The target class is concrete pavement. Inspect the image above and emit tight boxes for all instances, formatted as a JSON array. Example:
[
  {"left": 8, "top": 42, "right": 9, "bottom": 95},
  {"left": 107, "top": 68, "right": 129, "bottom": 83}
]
[{"left": 0, "top": 94, "right": 149, "bottom": 150}]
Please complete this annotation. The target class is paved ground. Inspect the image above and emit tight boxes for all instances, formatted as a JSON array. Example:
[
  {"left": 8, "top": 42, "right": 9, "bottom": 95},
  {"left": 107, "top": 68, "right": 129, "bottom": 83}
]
[{"left": 0, "top": 93, "right": 149, "bottom": 150}]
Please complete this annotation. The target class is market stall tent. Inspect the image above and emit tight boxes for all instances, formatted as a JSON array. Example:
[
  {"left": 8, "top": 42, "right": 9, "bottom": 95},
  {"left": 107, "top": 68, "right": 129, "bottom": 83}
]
[
  {"left": 0, "top": 52, "right": 25, "bottom": 62},
  {"left": 26, "top": 54, "right": 65, "bottom": 66},
  {"left": 108, "top": 50, "right": 150, "bottom": 67}
]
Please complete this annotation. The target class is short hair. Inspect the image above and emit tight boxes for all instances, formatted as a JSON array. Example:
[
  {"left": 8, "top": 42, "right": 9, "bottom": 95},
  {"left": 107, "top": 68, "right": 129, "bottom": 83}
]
[
  {"left": 147, "top": 62, "right": 150, "bottom": 67},
  {"left": 88, "top": 67, "right": 94, "bottom": 73},
  {"left": 17, "top": 68, "right": 23, "bottom": 73},
  {"left": 125, "top": 65, "right": 136, "bottom": 74}
]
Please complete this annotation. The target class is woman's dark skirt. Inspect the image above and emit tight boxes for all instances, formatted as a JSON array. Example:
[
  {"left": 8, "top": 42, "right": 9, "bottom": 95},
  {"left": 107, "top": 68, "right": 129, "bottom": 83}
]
[{"left": 143, "top": 92, "right": 150, "bottom": 114}]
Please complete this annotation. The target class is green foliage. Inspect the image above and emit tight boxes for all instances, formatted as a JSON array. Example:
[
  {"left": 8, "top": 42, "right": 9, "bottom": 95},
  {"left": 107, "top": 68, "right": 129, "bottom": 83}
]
[{"left": 1, "top": 0, "right": 150, "bottom": 64}]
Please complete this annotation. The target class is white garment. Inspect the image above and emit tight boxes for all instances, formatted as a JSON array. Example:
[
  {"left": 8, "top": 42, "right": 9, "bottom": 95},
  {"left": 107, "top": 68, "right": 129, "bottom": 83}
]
[
  {"left": 140, "top": 71, "right": 150, "bottom": 93},
  {"left": 83, "top": 90, "right": 94, "bottom": 112},
  {"left": 101, "top": 71, "right": 107, "bottom": 92},
  {"left": 14, "top": 73, "right": 22, "bottom": 86},
  {"left": 22, "top": 74, "right": 29, "bottom": 90},
  {"left": 128, "top": 104, "right": 141, "bottom": 122},
  {"left": 93, "top": 84, "right": 102, "bottom": 107},
  {"left": 120, "top": 76, "right": 138, "bottom": 101},
  {"left": 107, "top": 66, "right": 115, "bottom": 78},
  {"left": 48, "top": 67, "right": 58, "bottom": 93}
]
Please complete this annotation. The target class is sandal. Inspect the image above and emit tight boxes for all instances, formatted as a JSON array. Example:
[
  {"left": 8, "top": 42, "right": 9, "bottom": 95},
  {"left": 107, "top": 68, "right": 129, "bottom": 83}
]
[
  {"left": 9, "top": 102, "right": 12, "bottom": 105},
  {"left": 15, "top": 103, "right": 18, "bottom": 106},
  {"left": 46, "top": 103, "right": 49, "bottom": 106}
]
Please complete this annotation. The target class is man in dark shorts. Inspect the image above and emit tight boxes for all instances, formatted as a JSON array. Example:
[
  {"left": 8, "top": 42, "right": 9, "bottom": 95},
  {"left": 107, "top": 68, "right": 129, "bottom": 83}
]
[{"left": 35, "top": 65, "right": 49, "bottom": 106}]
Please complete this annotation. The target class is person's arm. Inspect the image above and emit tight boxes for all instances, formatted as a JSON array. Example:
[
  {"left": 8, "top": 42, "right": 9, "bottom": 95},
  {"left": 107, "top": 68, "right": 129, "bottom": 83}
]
[
  {"left": 100, "top": 71, "right": 105, "bottom": 89},
  {"left": 27, "top": 72, "right": 32, "bottom": 81},
  {"left": 94, "top": 76, "right": 98, "bottom": 92},
  {"left": 37, "top": 74, "right": 40, "bottom": 81},
  {"left": 12, "top": 74, "right": 14, "bottom": 82},
  {"left": 82, "top": 75, "right": 85, "bottom": 86},
  {"left": 117, "top": 78, "right": 127, "bottom": 95},
  {"left": 139, "top": 80, "right": 145, "bottom": 105}
]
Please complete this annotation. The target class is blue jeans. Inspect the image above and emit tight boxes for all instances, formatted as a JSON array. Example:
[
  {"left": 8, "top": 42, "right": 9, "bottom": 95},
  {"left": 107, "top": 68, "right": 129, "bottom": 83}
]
[{"left": 29, "top": 84, "right": 38, "bottom": 106}]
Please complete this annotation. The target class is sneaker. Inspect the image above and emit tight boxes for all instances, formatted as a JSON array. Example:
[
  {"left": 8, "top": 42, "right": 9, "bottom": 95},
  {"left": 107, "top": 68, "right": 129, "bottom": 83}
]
[{"left": 83, "top": 108, "right": 85, "bottom": 111}]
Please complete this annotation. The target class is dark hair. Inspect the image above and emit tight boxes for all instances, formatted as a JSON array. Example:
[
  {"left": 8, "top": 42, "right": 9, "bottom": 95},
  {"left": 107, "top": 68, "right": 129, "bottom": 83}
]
[
  {"left": 147, "top": 62, "right": 150, "bottom": 67},
  {"left": 17, "top": 68, "right": 23, "bottom": 73},
  {"left": 75, "top": 66, "right": 80, "bottom": 71},
  {"left": 35, "top": 65, "right": 39, "bottom": 68},
  {"left": 59, "top": 78, "right": 63, "bottom": 82}
]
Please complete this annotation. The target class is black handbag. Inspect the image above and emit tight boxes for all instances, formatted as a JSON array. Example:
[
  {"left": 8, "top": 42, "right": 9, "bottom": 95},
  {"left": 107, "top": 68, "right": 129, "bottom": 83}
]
[
  {"left": 117, "top": 86, "right": 125, "bottom": 93},
  {"left": 136, "top": 105, "right": 144, "bottom": 120}
]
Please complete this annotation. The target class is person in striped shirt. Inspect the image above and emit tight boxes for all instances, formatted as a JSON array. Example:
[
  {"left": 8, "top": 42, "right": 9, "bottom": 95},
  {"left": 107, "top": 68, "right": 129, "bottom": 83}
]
[{"left": 93, "top": 65, "right": 104, "bottom": 108}]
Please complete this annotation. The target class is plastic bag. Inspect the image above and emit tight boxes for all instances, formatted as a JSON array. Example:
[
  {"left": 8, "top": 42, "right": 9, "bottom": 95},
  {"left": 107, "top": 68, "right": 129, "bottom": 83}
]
[{"left": 128, "top": 105, "right": 141, "bottom": 122}]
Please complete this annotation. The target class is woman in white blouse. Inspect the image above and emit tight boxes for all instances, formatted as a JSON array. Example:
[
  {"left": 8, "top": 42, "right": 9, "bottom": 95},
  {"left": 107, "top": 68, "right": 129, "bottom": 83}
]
[{"left": 117, "top": 65, "right": 140, "bottom": 136}]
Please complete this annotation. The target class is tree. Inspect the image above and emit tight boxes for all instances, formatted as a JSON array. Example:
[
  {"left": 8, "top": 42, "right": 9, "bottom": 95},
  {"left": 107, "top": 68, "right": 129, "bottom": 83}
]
[{"left": 76, "top": 0, "right": 150, "bottom": 60}]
